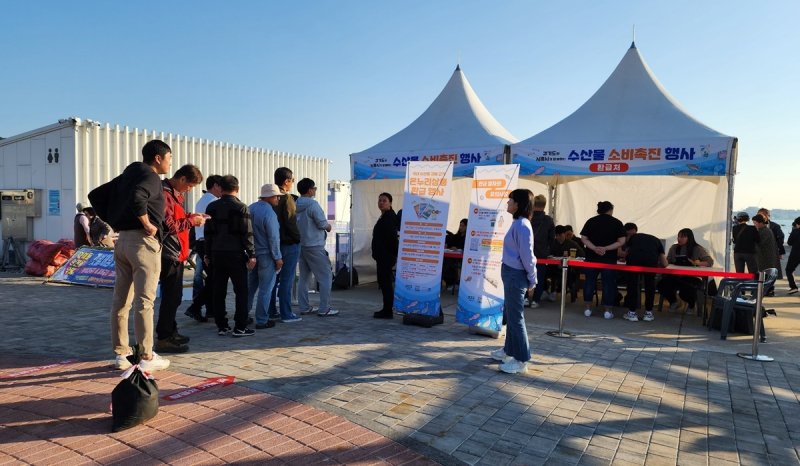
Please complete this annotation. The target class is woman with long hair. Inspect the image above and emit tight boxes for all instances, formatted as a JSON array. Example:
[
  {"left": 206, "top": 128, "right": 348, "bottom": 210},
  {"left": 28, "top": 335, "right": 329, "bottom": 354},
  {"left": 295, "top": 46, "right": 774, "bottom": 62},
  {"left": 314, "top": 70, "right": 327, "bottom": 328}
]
[
  {"left": 490, "top": 189, "right": 537, "bottom": 374},
  {"left": 659, "top": 227, "right": 713, "bottom": 312}
]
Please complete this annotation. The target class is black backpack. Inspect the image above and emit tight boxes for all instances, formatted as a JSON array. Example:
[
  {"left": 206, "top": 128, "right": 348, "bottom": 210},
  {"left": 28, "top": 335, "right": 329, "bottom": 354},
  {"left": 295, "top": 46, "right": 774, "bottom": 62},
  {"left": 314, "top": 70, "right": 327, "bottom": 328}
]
[
  {"left": 88, "top": 175, "right": 122, "bottom": 230},
  {"left": 333, "top": 265, "right": 358, "bottom": 290}
]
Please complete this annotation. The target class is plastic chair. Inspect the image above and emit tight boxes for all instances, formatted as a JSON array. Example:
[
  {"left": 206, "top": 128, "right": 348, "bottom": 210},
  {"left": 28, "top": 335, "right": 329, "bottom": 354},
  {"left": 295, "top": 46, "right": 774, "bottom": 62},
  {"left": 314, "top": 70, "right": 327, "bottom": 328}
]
[{"left": 708, "top": 268, "right": 777, "bottom": 340}]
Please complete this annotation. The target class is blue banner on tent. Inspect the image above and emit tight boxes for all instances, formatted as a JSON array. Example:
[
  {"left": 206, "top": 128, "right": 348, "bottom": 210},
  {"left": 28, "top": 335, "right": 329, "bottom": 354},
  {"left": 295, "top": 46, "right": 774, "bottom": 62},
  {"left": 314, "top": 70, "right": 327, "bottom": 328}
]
[{"left": 50, "top": 246, "right": 115, "bottom": 287}]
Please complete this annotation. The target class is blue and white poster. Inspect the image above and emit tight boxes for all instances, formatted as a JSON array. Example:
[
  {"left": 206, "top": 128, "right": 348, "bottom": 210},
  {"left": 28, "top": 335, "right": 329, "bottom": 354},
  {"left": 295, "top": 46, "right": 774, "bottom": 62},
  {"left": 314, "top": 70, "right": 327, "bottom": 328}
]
[
  {"left": 393, "top": 161, "right": 453, "bottom": 316},
  {"left": 50, "top": 247, "right": 115, "bottom": 287},
  {"left": 513, "top": 138, "right": 731, "bottom": 176},
  {"left": 48, "top": 190, "right": 60, "bottom": 216},
  {"left": 455, "top": 165, "right": 518, "bottom": 331},
  {"left": 351, "top": 145, "right": 504, "bottom": 180}
]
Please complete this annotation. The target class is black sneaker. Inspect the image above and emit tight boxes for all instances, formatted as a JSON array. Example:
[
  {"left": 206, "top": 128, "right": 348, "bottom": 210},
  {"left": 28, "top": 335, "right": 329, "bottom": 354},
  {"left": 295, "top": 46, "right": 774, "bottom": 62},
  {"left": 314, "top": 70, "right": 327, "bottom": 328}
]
[
  {"left": 172, "top": 332, "right": 190, "bottom": 344},
  {"left": 154, "top": 337, "right": 189, "bottom": 354},
  {"left": 232, "top": 328, "right": 255, "bottom": 337},
  {"left": 255, "top": 321, "right": 276, "bottom": 330},
  {"left": 218, "top": 327, "right": 231, "bottom": 336},
  {"left": 184, "top": 307, "right": 208, "bottom": 323}
]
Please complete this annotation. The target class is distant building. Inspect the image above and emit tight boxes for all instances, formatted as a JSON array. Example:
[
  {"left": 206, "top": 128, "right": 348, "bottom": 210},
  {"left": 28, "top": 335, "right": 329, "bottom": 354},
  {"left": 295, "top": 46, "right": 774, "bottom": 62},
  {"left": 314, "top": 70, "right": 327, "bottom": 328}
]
[{"left": 0, "top": 117, "right": 329, "bottom": 250}]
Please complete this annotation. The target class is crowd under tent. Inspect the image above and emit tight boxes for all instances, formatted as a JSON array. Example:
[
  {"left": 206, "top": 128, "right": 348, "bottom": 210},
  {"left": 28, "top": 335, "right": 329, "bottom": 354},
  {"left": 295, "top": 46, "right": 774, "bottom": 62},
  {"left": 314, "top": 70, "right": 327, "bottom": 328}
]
[
  {"left": 349, "top": 66, "right": 541, "bottom": 282},
  {"left": 511, "top": 42, "right": 737, "bottom": 268}
]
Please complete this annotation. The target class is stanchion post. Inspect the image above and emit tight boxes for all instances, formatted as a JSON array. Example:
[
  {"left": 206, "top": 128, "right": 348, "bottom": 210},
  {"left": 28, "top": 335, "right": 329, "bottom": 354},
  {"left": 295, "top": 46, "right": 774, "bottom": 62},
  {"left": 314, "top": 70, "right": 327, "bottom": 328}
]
[
  {"left": 547, "top": 257, "right": 573, "bottom": 338},
  {"left": 737, "top": 270, "right": 773, "bottom": 362}
]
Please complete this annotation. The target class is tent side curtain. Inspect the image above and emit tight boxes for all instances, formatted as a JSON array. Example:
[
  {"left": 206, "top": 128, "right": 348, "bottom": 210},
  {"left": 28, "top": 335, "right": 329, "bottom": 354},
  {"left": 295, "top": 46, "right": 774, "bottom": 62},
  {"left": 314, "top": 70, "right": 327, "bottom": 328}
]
[
  {"left": 512, "top": 137, "right": 733, "bottom": 177},
  {"left": 350, "top": 145, "right": 507, "bottom": 180},
  {"left": 551, "top": 175, "right": 728, "bottom": 268}
]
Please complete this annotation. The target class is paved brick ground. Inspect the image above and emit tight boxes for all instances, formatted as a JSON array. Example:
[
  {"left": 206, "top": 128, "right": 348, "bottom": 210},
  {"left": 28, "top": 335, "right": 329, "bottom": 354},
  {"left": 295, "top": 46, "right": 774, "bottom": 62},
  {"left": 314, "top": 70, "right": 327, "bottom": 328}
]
[
  {"left": 1, "top": 272, "right": 800, "bottom": 465},
  {"left": 0, "top": 355, "right": 436, "bottom": 465}
]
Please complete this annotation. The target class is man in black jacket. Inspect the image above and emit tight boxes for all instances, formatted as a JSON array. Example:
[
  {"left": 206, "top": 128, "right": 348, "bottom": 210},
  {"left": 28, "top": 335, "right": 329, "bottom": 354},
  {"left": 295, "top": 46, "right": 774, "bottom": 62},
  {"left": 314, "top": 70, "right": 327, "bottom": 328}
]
[
  {"left": 108, "top": 139, "right": 172, "bottom": 372},
  {"left": 205, "top": 175, "right": 257, "bottom": 337},
  {"left": 732, "top": 212, "right": 759, "bottom": 275},
  {"left": 758, "top": 208, "right": 785, "bottom": 279},
  {"left": 267, "top": 167, "right": 303, "bottom": 323},
  {"left": 529, "top": 194, "right": 555, "bottom": 307}
]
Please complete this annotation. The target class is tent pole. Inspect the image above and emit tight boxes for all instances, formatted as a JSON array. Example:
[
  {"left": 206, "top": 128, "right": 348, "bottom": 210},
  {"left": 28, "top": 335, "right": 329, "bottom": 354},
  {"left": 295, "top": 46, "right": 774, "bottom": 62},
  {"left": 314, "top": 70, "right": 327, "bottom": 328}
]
[
  {"left": 349, "top": 157, "right": 355, "bottom": 288},
  {"left": 725, "top": 138, "right": 738, "bottom": 271}
]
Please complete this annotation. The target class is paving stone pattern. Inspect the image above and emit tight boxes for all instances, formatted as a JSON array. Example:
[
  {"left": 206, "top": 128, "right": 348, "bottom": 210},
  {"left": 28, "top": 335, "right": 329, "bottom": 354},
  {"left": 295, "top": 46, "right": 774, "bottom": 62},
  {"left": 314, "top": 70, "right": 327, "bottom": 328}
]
[{"left": 1, "top": 273, "right": 799, "bottom": 465}]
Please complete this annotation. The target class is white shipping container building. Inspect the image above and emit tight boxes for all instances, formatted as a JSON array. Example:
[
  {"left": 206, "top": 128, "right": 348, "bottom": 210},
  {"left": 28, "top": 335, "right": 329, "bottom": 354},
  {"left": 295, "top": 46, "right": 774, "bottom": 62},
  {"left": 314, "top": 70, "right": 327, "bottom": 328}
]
[{"left": 0, "top": 117, "right": 329, "bottom": 254}]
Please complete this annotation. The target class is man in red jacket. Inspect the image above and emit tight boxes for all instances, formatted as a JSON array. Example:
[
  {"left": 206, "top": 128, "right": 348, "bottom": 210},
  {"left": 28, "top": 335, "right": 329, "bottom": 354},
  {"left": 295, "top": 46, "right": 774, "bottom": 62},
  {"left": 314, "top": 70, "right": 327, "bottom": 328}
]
[{"left": 155, "top": 164, "right": 206, "bottom": 353}]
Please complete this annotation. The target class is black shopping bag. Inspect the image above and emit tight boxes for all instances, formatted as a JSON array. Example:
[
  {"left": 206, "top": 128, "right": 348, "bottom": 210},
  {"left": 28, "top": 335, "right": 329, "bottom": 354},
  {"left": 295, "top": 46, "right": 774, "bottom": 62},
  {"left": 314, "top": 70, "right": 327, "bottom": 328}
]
[{"left": 111, "top": 345, "right": 159, "bottom": 432}]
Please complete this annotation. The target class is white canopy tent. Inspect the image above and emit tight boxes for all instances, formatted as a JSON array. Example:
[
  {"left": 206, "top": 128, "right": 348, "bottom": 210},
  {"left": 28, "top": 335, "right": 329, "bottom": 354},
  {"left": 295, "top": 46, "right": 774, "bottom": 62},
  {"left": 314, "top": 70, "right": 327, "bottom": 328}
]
[
  {"left": 511, "top": 42, "right": 737, "bottom": 268},
  {"left": 350, "top": 66, "right": 543, "bottom": 282}
]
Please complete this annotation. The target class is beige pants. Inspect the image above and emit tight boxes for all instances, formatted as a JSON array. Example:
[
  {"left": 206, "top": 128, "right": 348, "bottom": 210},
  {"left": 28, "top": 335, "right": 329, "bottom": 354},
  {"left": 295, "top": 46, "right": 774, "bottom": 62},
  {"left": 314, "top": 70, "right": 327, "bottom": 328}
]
[{"left": 111, "top": 230, "right": 162, "bottom": 358}]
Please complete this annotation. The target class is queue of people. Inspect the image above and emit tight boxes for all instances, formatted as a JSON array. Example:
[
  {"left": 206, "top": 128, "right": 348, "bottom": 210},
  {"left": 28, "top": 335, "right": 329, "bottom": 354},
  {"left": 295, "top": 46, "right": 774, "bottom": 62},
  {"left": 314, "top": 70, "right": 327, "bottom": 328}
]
[{"left": 96, "top": 139, "right": 338, "bottom": 372}]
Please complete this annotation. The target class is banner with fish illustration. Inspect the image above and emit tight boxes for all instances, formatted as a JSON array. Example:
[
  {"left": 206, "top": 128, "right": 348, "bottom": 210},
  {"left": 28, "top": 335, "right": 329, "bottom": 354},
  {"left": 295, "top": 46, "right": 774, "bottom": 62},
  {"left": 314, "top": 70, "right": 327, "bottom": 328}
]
[
  {"left": 351, "top": 145, "right": 505, "bottom": 180},
  {"left": 455, "top": 165, "right": 519, "bottom": 330},
  {"left": 512, "top": 138, "right": 731, "bottom": 176},
  {"left": 394, "top": 161, "right": 454, "bottom": 316}
]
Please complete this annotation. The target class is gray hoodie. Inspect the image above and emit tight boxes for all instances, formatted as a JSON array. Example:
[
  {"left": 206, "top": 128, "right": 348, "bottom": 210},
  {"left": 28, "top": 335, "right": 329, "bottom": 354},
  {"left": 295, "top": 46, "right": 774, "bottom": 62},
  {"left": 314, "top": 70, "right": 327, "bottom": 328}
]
[{"left": 295, "top": 196, "right": 328, "bottom": 248}]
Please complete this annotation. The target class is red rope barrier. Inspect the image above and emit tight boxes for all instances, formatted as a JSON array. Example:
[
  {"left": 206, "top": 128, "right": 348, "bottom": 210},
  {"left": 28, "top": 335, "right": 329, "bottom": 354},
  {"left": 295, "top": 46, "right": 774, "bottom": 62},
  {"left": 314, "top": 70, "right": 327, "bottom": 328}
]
[{"left": 445, "top": 253, "right": 752, "bottom": 279}]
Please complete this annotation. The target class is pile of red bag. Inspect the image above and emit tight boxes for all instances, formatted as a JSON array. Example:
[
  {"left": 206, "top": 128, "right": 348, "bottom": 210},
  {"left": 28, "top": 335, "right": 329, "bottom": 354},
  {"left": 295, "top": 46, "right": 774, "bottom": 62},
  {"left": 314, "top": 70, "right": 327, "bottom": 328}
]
[{"left": 25, "top": 239, "right": 76, "bottom": 277}]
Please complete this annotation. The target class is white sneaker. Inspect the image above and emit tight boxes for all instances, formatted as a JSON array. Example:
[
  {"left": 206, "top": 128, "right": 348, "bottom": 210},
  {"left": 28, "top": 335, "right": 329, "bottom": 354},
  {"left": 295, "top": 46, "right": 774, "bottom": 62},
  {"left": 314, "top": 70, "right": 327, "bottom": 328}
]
[
  {"left": 499, "top": 359, "right": 528, "bottom": 374},
  {"left": 529, "top": 301, "right": 540, "bottom": 309},
  {"left": 584, "top": 308, "right": 593, "bottom": 317},
  {"left": 318, "top": 308, "right": 339, "bottom": 317},
  {"left": 139, "top": 352, "right": 170, "bottom": 372},
  {"left": 300, "top": 307, "right": 317, "bottom": 315},
  {"left": 113, "top": 350, "right": 133, "bottom": 370},
  {"left": 603, "top": 310, "right": 614, "bottom": 320},
  {"left": 643, "top": 311, "right": 655, "bottom": 322},
  {"left": 623, "top": 311, "right": 639, "bottom": 322},
  {"left": 524, "top": 297, "right": 532, "bottom": 307},
  {"left": 490, "top": 348, "right": 513, "bottom": 363}
]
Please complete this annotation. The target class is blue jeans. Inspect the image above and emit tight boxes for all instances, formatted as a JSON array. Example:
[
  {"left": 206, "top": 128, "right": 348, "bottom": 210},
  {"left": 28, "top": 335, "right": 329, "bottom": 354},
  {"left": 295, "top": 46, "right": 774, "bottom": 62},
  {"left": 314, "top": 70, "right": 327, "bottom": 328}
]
[
  {"left": 247, "top": 253, "right": 278, "bottom": 325},
  {"left": 583, "top": 267, "right": 617, "bottom": 307},
  {"left": 297, "top": 246, "right": 333, "bottom": 312},
  {"left": 192, "top": 251, "right": 204, "bottom": 297},
  {"left": 501, "top": 264, "right": 531, "bottom": 362},
  {"left": 269, "top": 243, "right": 300, "bottom": 319}
]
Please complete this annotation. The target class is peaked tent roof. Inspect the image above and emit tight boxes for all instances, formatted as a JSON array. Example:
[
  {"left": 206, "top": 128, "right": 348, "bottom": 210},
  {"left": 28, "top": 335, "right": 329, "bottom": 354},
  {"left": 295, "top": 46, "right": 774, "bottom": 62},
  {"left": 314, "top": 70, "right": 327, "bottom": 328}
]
[
  {"left": 518, "top": 42, "right": 731, "bottom": 145},
  {"left": 353, "top": 65, "right": 517, "bottom": 155}
]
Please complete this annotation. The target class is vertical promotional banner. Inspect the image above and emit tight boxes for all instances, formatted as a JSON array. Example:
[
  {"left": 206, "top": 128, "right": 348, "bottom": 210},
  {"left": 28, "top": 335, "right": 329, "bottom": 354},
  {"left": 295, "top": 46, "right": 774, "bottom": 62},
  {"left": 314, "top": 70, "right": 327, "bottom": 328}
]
[
  {"left": 394, "top": 161, "right": 454, "bottom": 316},
  {"left": 455, "top": 165, "right": 519, "bottom": 331}
]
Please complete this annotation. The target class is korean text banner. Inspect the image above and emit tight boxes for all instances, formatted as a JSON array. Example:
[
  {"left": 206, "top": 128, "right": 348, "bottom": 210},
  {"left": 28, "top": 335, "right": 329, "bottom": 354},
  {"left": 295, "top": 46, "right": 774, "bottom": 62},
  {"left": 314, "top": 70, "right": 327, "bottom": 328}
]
[
  {"left": 351, "top": 146, "right": 504, "bottom": 180},
  {"left": 394, "top": 161, "right": 454, "bottom": 316},
  {"left": 455, "top": 165, "right": 519, "bottom": 331},
  {"left": 513, "top": 138, "right": 731, "bottom": 176},
  {"left": 50, "top": 246, "right": 115, "bottom": 287}
]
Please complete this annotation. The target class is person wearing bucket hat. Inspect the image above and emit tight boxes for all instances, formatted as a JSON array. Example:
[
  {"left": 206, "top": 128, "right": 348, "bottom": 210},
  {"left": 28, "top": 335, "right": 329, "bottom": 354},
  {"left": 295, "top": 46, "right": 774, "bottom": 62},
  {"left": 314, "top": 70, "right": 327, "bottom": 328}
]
[{"left": 247, "top": 183, "right": 284, "bottom": 329}]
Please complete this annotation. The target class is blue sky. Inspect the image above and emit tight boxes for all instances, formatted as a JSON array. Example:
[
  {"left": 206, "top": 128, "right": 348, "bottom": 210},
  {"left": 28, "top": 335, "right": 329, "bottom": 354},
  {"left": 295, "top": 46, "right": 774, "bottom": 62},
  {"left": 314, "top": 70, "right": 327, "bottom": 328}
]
[{"left": 1, "top": 1, "right": 797, "bottom": 209}]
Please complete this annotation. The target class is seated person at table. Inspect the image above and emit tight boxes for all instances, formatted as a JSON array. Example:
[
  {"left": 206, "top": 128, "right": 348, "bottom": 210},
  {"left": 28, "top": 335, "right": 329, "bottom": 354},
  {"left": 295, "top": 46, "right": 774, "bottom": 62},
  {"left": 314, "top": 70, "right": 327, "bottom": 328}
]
[
  {"left": 658, "top": 228, "right": 714, "bottom": 313},
  {"left": 442, "top": 219, "right": 467, "bottom": 288},
  {"left": 546, "top": 225, "right": 585, "bottom": 302},
  {"left": 619, "top": 223, "right": 667, "bottom": 322},
  {"left": 445, "top": 219, "right": 468, "bottom": 249}
]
